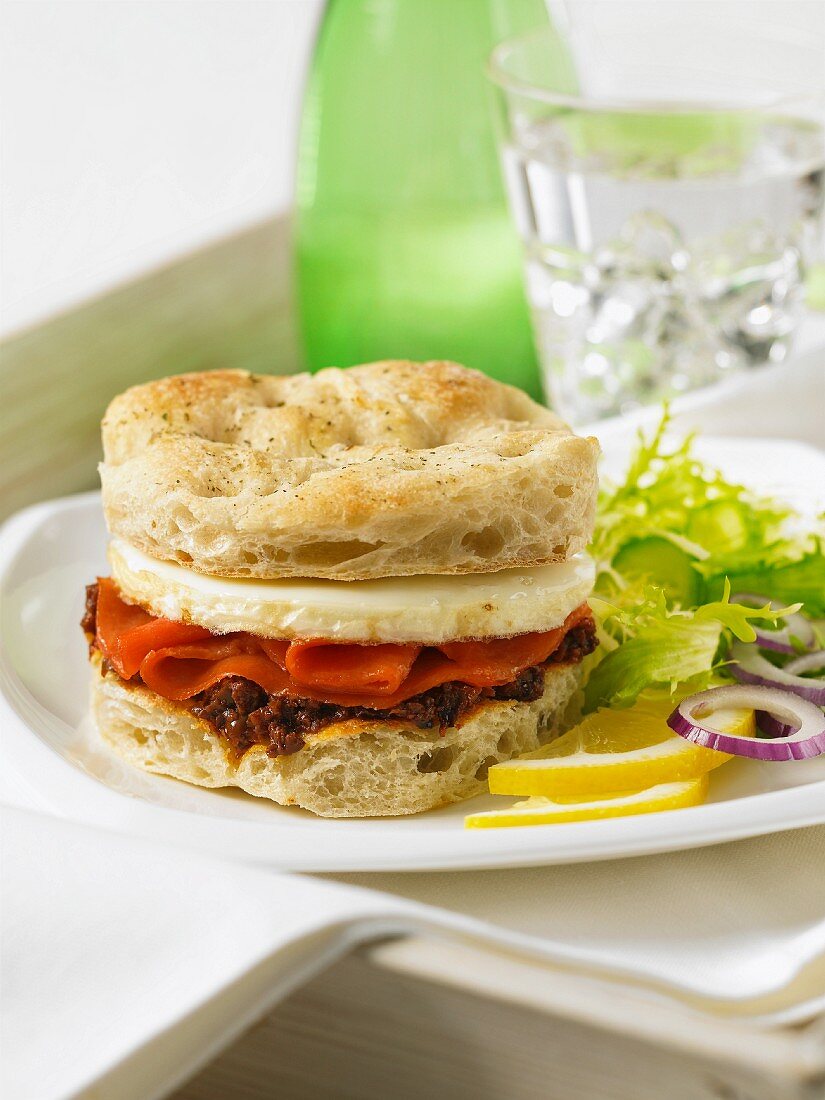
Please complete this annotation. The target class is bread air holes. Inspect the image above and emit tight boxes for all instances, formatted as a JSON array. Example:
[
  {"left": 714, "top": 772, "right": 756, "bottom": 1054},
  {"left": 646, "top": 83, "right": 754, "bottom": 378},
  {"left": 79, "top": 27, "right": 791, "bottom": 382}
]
[
  {"left": 292, "top": 539, "right": 384, "bottom": 567},
  {"left": 474, "top": 755, "right": 499, "bottom": 781},
  {"left": 460, "top": 526, "right": 505, "bottom": 559},
  {"left": 245, "top": 754, "right": 267, "bottom": 778},
  {"left": 322, "top": 769, "right": 345, "bottom": 796},
  {"left": 235, "top": 546, "right": 289, "bottom": 570},
  {"left": 256, "top": 546, "right": 289, "bottom": 564},
  {"left": 496, "top": 732, "right": 516, "bottom": 754},
  {"left": 417, "top": 746, "right": 455, "bottom": 774},
  {"left": 170, "top": 505, "right": 198, "bottom": 533}
]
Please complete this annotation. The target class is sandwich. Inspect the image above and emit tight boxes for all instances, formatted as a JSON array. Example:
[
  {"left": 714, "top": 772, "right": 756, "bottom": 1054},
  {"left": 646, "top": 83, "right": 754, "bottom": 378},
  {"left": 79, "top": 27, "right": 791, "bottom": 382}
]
[{"left": 82, "top": 361, "right": 599, "bottom": 817}]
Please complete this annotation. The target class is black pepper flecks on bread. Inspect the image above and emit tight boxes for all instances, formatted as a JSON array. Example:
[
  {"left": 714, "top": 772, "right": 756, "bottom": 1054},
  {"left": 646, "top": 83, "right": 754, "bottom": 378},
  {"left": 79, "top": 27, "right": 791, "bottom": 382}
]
[{"left": 99, "top": 361, "right": 599, "bottom": 581}]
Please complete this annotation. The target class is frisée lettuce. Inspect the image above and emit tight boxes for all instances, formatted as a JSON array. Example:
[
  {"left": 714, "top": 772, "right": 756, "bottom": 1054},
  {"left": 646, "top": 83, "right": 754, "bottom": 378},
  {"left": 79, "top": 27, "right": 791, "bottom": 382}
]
[{"left": 584, "top": 414, "right": 822, "bottom": 712}]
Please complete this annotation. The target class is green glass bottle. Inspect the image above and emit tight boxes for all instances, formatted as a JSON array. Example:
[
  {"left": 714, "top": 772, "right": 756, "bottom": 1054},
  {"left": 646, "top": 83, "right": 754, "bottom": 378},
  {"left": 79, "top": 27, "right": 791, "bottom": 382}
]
[{"left": 294, "top": 0, "right": 558, "bottom": 398}]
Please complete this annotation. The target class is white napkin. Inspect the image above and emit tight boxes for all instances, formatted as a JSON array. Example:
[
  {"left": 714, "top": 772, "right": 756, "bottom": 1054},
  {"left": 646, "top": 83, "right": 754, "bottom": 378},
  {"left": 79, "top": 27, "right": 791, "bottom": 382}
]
[
  {"left": 4, "top": 806, "right": 825, "bottom": 1100},
  {"left": 331, "top": 824, "right": 825, "bottom": 1020},
  {"left": 0, "top": 807, "right": 417, "bottom": 1100}
]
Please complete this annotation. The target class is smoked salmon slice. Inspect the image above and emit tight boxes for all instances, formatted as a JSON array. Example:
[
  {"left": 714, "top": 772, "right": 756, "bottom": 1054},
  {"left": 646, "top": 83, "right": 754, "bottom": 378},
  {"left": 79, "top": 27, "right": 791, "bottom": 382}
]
[
  {"left": 95, "top": 577, "right": 212, "bottom": 679},
  {"left": 285, "top": 639, "right": 419, "bottom": 696}
]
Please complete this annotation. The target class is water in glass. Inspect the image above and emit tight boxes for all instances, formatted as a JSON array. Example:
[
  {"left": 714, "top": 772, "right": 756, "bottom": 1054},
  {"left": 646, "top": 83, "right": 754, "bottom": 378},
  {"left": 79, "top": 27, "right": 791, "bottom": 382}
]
[{"left": 503, "top": 111, "right": 824, "bottom": 421}]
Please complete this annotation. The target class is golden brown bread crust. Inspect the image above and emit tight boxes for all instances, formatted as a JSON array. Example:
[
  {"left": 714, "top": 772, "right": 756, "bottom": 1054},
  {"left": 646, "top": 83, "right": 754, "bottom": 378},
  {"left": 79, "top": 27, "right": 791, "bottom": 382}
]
[{"left": 100, "top": 361, "right": 599, "bottom": 581}]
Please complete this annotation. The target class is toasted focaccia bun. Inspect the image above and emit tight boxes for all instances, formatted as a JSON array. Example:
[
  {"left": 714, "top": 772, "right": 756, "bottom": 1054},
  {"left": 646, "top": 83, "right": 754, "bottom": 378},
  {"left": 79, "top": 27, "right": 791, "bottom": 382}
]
[
  {"left": 100, "top": 360, "right": 599, "bottom": 581},
  {"left": 91, "top": 654, "right": 583, "bottom": 818}
]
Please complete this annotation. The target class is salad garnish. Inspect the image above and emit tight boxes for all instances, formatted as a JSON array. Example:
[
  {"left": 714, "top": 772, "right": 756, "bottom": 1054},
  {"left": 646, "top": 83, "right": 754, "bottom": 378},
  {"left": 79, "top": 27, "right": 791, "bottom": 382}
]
[{"left": 585, "top": 410, "right": 823, "bottom": 714}]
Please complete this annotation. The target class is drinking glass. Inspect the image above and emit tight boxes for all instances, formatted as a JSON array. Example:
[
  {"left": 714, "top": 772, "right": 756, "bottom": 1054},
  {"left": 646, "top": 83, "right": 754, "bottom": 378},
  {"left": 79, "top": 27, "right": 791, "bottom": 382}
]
[{"left": 488, "top": 25, "right": 825, "bottom": 423}]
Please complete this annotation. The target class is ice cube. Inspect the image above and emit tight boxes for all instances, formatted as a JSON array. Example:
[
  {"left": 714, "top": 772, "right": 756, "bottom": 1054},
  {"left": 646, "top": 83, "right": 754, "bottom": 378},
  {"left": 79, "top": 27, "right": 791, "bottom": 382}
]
[{"left": 616, "top": 210, "right": 687, "bottom": 274}]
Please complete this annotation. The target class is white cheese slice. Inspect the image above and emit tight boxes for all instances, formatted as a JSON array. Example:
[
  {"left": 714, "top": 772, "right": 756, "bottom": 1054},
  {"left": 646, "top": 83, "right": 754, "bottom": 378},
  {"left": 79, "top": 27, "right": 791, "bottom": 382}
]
[{"left": 109, "top": 538, "right": 595, "bottom": 645}]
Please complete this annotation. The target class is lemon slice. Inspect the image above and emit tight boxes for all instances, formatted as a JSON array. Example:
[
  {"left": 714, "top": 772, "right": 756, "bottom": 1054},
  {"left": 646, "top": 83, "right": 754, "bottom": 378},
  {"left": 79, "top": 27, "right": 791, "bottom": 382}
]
[
  {"left": 487, "top": 701, "right": 753, "bottom": 798},
  {"left": 465, "top": 777, "right": 708, "bottom": 829}
]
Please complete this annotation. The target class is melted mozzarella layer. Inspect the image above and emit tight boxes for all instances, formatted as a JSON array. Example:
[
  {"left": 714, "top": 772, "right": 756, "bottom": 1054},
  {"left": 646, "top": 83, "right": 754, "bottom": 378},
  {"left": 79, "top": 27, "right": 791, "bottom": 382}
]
[{"left": 109, "top": 539, "right": 595, "bottom": 645}]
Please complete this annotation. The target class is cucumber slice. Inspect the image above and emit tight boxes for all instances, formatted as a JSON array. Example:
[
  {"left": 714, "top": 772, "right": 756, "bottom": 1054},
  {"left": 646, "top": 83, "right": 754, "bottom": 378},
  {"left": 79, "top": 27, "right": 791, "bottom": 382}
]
[
  {"left": 613, "top": 536, "right": 699, "bottom": 607},
  {"left": 687, "top": 500, "right": 749, "bottom": 554}
]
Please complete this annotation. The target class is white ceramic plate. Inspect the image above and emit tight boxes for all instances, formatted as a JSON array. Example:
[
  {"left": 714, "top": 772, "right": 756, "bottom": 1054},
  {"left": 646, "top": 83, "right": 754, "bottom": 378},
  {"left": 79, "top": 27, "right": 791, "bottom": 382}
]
[{"left": 1, "top": 438, "right": 824, "bottom": 872}]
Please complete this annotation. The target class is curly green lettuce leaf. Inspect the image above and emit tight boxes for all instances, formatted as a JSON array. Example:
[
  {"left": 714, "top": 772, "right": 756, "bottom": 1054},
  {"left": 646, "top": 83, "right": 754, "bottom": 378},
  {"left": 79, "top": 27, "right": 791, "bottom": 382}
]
[
  {"left": 583, "top": 583, "right": 788, "bottom": 711},
  {"left": 703, "top": 544, "right": 825, "bottom": 618},
  {"left": 584, "top": 616, "right": 723, "bottom": 711},
  {"left": 693, "top": 582, "right": 800, "bottom": 643},
  {"left": 591, "top": 409, "right": 797, "bottom": 599},
  {"left": 584, "top": 413, "right": 818, "bottom": 712}
]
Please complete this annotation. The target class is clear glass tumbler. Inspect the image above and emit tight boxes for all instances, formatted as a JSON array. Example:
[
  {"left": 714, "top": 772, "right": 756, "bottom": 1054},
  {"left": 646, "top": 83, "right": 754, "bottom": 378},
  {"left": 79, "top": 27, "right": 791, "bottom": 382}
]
[{"left": 488, "top": 26, "right": 825, "bottom": 423}]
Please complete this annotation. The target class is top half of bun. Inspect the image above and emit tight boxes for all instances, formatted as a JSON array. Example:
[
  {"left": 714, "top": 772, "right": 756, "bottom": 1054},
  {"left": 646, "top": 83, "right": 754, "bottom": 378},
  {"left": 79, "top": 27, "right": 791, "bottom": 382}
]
[{"left": 99, "top": 361, "right": 599, "bottom": 581}]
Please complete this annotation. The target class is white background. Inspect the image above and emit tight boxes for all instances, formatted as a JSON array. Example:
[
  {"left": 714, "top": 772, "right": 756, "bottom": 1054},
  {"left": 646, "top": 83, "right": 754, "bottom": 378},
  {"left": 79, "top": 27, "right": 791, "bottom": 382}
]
[
  {"left": 1, "top": 0, "right": 323, "bottom": 336},
  {"left": 2, "top": 0, "right": 823, "bottom": 339}
]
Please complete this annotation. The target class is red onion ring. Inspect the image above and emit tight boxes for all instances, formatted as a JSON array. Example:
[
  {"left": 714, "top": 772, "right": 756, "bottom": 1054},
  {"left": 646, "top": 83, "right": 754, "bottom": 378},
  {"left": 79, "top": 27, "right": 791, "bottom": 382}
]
[
  {"left": 755, "top": 711, "right": 797, "bottom": 739},
  {"left": 730, "top": 641, "right": 825, "bottom": 706},
  {"left": 731, "top": 593, "right": 815, "bottom": 655},
  {"left": 785, "top": 650, "right": 825, "bottom": 677},
  {"left": 668, "top": 685, "right": 825, "bottom": 760},
  {"left": 753, "top": 624, "right": 810, "bottom": 655}
]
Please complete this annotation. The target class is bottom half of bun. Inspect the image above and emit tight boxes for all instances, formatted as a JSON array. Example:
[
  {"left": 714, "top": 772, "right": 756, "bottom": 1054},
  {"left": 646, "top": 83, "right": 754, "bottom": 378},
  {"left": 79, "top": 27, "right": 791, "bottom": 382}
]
[{"left": 90, "top": 656, "right": 584, "bottom": 818}]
